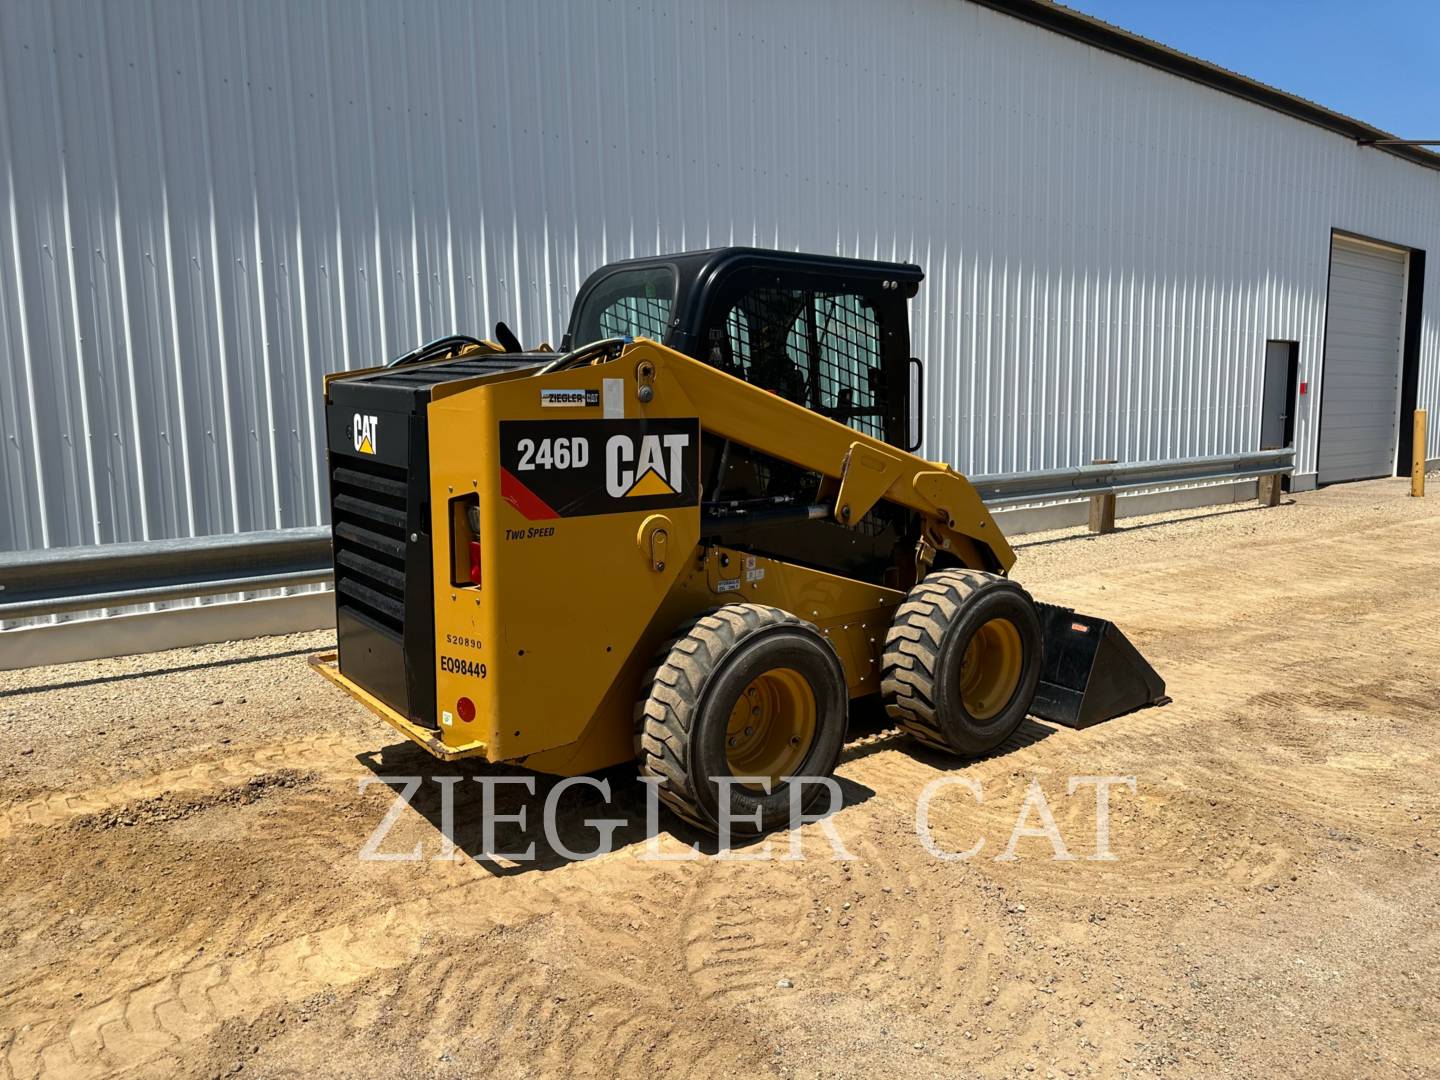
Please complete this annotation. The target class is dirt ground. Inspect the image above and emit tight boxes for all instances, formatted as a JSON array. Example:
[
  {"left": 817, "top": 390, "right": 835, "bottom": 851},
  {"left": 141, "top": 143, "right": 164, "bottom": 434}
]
[{"left": 2, "top": 477, "right": 1437, "bottom": 1080}]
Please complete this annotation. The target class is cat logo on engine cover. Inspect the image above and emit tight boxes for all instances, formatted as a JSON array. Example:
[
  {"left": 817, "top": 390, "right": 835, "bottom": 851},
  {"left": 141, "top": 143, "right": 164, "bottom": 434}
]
[
  {"left": 353, "top": 413, "right": 378, "bottom": 455},
  {"left": 498, "top": 419, "right": 699, "bottom": 520}
]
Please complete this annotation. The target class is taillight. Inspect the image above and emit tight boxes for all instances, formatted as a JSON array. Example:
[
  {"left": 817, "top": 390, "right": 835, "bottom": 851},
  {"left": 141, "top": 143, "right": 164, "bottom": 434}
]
[
  {"left": 466, "top": 504, "right": 481, "bottom": 585},
  {"left": 450, "top": 495, "right": 481, "bottom": 587}
]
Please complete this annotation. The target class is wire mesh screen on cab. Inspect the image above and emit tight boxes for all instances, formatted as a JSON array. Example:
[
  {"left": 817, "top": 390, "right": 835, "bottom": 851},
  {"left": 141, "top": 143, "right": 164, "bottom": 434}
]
[
  {"left": 711, "top": 289, "right": 886, "bottom": 440},
  {"left": 574, "top": 265, "right": 677, "bottom": 344},
  {"left": 597, "top": 293, "right": 671, "bottom": 341}
]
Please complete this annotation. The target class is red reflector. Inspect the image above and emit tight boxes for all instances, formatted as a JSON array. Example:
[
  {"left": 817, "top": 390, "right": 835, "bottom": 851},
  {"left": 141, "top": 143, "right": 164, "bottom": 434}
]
[
  {"left": 468, "top": 540, "right": 482, "bottom": 585},
  {"left": 457, "top": 697, "right": 476, "bottom": 723}
]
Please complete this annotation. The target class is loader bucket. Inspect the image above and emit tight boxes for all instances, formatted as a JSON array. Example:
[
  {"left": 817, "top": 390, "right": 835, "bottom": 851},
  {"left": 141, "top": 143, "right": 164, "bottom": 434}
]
[{"left": 1030, "top": 603, "right": 1169, "bottom": 729}]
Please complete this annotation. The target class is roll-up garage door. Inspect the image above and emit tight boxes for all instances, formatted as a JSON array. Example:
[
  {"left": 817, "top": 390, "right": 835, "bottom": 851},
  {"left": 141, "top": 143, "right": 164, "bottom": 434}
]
[{"left": 1317, "top": 236, "right": 1408, "bottom": 484}]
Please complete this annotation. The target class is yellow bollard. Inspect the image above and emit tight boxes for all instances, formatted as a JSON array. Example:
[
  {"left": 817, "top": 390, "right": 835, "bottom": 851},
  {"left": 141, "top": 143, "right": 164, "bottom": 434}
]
[{"left": 1414, "top": 410, "right": 1428, "bottom": 498}]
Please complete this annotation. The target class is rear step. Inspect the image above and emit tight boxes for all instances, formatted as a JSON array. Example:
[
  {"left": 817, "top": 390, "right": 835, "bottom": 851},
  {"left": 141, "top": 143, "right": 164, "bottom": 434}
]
[{"left": 1031, "top": 603, "right": 1169, "bottom": 729}]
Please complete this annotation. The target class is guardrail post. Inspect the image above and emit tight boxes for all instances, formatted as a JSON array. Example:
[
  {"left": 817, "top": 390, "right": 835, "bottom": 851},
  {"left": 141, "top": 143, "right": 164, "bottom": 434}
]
[
  {"left": 1257, "top": 473, "right": 1283, "bottom": 507},
  {"left": 1088, "top": 459, "right": 1116, "bottom": 534}
]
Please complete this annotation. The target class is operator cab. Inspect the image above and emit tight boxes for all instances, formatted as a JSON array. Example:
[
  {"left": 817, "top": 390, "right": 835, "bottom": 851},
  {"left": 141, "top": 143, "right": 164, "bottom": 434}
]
[
  {"left": 565, "top": 247, "right": 924, "bottom": 450},
  {"left": 567, "top": 247, "right": 927, "bottom": 585}
]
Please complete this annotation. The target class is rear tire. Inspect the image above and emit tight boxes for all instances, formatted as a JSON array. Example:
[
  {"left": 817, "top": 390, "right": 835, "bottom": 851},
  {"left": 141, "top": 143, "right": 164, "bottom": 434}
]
[
  {"left": 881, "top": 569, "right": 1042, "bottom": 756},
  {"left": 635, "top": 604, "right": 848, "bottom": 835}
]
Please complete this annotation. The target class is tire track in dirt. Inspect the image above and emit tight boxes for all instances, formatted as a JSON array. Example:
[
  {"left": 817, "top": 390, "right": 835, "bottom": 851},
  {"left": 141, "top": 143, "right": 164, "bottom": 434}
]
[
  {"left": 0, "top": 780, "right": 437, "bottom": 1012},
  {"left": 839, "top": 728, "right": 1296, "bottom": 905},
  {"left": 678, "top": 818, "right": 1003, "bottom": 1021},
  {"left": 672, "top": 816, "right": 1135, "bottom": 1076},
  {"left": 4, "top": 880, "right": 544, "bottom": 1079},
  {"left": 230, "top": 849, "right": 756, "bottom": 1078},
  {"left": 682, "top": 861, "right": 822, "bottom": 1003},
  {"left": 1, "top": 847, "right": 725, "bottom": 1080},
  {"left": 4, "top": 893, "right": 444, "bottom": 1080},
  {"left": 374, "top": 859, "right": 763, "bottom": 1077}
]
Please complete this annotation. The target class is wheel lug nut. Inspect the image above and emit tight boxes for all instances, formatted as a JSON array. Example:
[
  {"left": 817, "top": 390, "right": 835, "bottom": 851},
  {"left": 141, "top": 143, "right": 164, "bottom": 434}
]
[
  {"left": 751, "top": 706, "right": 760, "bottom": 717},
  {"left": 744, "top": 726, "right": 754, "bottom": 736},
  {"left": 728, "top": 737, "right": 737, "bottom": 747}
]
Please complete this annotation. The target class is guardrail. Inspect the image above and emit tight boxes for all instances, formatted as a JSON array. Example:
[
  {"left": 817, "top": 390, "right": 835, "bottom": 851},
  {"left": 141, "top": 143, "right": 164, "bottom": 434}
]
[
  {"left": 1, "top": 449, "right": 1293, "bottom": 623},
  {"left": 973, "top": 448, "right": 1294, "bottom": 506},
  {"left": 974, "top": 448, "right": 1294, "bottom": 533},
  {"left": 0, "top": 528, "right": 332, "bottom": 622}
]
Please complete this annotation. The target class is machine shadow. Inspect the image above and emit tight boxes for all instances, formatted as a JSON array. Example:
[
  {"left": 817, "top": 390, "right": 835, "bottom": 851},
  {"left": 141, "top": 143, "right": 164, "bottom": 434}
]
[
  {"left": 0, "top": 645, "right": 317, "bottom": 698},
  {"left": 837, "top": 695, "right": 1057, "bottom": 767},
  {"left": 355, "top": 740, "right": 876, "bottom": 877}
]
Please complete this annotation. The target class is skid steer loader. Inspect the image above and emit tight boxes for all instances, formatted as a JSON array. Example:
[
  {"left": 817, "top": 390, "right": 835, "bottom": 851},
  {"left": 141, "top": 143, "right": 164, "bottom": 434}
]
[{"left": 312, "top": 247, "right": 1164, "bottom": 834}]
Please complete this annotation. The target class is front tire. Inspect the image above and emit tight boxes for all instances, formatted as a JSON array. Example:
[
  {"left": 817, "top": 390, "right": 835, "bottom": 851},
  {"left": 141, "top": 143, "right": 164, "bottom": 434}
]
[
  {"left": 635, "top": 604, "right": 848, "bottom": 835},
  {"left": 881, "top": 569, "right": 1042, "bottom": 756}
]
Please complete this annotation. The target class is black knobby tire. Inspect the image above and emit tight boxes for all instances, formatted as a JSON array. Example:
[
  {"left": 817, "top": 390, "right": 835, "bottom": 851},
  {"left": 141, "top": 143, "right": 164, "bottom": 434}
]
[
  {"left": 635, "top": 604, "right": 848, "bottom": 835},
  {"left": 881, "top": 569, "right": 1042, "bottom": 756}
]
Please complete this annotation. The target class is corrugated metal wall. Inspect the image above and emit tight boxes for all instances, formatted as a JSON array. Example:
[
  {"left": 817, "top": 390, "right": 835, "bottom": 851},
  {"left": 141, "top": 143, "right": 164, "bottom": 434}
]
[{"left": 3, "top": 0, "right": 1438, "bottom": 554}]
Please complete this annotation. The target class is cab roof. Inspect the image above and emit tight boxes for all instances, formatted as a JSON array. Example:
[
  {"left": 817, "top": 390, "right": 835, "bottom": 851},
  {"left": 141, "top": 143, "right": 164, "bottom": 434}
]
[{"left": 562, "top": 246, "right": 923, "bottom": 352}]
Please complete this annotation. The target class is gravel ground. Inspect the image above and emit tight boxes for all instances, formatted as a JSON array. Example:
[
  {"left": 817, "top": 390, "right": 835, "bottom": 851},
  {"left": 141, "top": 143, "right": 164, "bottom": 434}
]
[{"left": 1, "top": 476, "right": 1436, "bottom": 1079}]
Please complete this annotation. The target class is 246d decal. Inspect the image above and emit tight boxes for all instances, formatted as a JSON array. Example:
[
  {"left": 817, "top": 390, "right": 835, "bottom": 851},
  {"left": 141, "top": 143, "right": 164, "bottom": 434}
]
[{"left": 498, "top": 419, "right": 700, "bottom": 519}]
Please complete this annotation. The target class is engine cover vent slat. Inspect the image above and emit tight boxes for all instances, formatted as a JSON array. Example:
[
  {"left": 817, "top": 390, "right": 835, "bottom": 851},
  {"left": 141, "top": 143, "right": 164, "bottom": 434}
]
[
  {"left": 334, "top": 493, "right": 406, "bottom": 530},
  {"left": 336, "top": 576, "right": 405, "bottom": 624},
  {"left": 334, "top": 521, "right": 405, "bottom": 561},
  {"left": 333, "top": 466, "right": 408, "bottom": 502},
  {"left": 336, "top": 548, "right": 406, "bottom": 592}
]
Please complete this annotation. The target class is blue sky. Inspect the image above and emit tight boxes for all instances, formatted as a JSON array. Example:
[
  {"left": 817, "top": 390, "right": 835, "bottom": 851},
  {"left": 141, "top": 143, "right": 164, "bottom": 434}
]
[{"left": 1065, "top": 0, "right": 1440, "bottom": 138}]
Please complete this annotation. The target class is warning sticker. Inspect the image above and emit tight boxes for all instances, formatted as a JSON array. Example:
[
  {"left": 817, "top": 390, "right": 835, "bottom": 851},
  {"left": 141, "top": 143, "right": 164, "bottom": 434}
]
[{"left": 602, "top": 378, "right": 624, "bottom": 419}]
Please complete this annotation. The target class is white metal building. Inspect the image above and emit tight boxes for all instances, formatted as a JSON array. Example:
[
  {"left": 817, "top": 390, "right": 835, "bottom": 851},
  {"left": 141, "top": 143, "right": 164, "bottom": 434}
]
[{"left": 1, "top": 0, "right": 1437, "bottom": 557}]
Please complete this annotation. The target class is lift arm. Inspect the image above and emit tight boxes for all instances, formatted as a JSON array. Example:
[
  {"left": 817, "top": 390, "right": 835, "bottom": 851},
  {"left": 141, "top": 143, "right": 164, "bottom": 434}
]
[{"left": 621, "top": 340, "right": 1015, "bottom": 574}]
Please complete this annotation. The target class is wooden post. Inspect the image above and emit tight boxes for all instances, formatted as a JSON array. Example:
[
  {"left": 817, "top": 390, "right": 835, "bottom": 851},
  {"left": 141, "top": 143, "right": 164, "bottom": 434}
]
[
  {"left": 1088, "top": 459, "right": 1116, "bottom": 535},
  {"left": 1257, "top": 474, "right": 1282, "bottom": 507},
  {"left": 1414, "top": 410, "right": 1428, "bottom": 498}
]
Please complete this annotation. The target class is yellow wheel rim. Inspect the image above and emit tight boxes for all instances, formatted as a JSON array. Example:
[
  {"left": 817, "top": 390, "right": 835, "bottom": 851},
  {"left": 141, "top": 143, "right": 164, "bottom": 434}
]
[
  {"left": 725, "top": 667, "right": 817, "bottom": 790},
  {"left": 958, "top": 617, "right": 1024, "bottom": 721}
]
